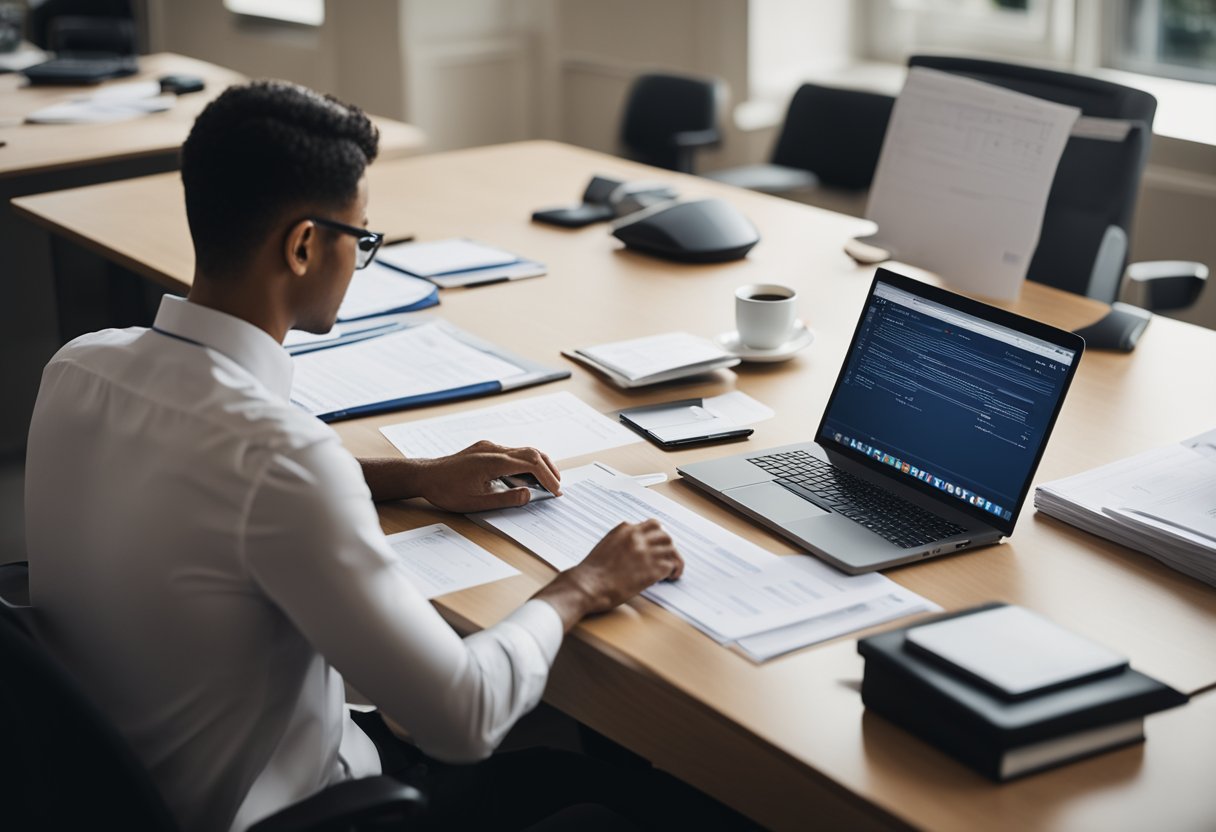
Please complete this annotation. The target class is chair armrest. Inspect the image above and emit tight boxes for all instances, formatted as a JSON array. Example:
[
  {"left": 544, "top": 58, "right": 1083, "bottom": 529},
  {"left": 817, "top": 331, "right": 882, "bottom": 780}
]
[
  {"left": 0, "top": 560, "right": 30, "bottom": 609},
  {"left": 248, "top": 776, "right": 426, "bottom": 832},
  {"left": 672, "top": 128, "right": 721, "bottom": 148},
  {"left": 1124, "top": 260, "right": 1209, "bottom": 312}
]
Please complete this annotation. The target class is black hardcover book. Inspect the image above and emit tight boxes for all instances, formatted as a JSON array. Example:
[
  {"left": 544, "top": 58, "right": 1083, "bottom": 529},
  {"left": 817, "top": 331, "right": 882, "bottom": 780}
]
[{"left": 858, "top": 607, "right": 1188, "bottom": 780}]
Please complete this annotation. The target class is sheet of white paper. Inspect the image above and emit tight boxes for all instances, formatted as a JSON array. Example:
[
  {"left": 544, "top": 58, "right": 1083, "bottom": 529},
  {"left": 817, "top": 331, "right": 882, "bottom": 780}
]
[
  {"left": 380, "top": 391, "right": 640, "bottom": 461},
  {"left": 386, "top": 523, "right": 519, "bottom": 599},
  {"left": 865, "top": 67, "right": 1080, "bottom": 300},
  {"left": 338, "top": 261, "right": 435, "bottom": 321},
  {"left": 578, "top": 333, "right": 732, "bottom": 381},
  {"left": 378, "top": 238, "right": 518, "bottom": 278},
  {"left": 476, "top": 465, "right": 899, "bottom": 641},
  {"left": 25, "top": 94, "right": 174, "bottom": 124},
  {"left": 283, "top": 325, "right": 342, "bottom": 348},
  {"left": 290, "top": 323, "right": 525, "bottom": 416},
  {"left": 735, "top": 588, "right": 941, "bottom": 662},
  {"left": 703, "top": 391, "right": 775, "bottom": 425}
]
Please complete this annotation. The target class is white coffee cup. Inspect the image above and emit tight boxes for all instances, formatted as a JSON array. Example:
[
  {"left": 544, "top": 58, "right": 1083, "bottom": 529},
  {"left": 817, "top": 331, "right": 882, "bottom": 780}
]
[{"left": 735, "top": 283, "right": 798, "bottom": 349}]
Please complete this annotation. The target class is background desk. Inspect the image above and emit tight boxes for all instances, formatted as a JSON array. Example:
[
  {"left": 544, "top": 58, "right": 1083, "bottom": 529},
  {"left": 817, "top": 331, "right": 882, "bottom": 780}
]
[
  {"left": 0, "top": 52, "right": 425, "bottom": 456},
  {"left": 14, "top": 141, "right": 1216, "bottom": 831}
]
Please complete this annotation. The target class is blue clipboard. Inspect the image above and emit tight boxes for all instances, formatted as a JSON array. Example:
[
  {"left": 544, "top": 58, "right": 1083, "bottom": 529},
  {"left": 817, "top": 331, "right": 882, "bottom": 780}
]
[{"left": 290, "top": 317, "right": 570, "bottom": 422}]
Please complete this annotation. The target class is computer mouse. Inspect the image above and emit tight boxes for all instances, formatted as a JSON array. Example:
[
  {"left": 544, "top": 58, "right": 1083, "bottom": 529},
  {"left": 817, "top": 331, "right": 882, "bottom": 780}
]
[{"left": 611, "top": 198, "right": 760, "bottom": 263}]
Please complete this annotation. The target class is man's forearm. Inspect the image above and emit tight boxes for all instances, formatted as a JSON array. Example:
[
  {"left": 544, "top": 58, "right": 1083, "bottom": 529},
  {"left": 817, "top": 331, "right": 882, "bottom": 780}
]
[{"left": 359, "top": 456, "right": 429, "bottom": 502}]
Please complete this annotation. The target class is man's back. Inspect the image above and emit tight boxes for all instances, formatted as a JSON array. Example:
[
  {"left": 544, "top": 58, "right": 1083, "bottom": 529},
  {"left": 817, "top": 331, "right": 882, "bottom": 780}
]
[{"left": 25, "top": 300, "right": 367, "bottom": 832}]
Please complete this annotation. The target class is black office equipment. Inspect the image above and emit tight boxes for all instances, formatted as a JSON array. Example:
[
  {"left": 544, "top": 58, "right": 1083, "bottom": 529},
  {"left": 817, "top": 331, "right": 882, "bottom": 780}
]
[
  {"left": 620, "top": 72, "right": 725, "bottom": 174},
  {"left": 611, "top": 198, "right": 759, "bottom": 263},
  {"left": 23, "top": 15, "right": 138, "bottom": 85},
  {"left": 0, "top": 599, "right": 427, "bottom": 831},
  {"left": 707, "top": 83, "right": 895, "bottom": 198},
  {"left": 858, "top": 603, "right": 1188, "bottom": 781},
  {"left": 159, "top": 73, "right": 204, "bottom": 95},
  {"left": 619, "top": 398, "right": 754, "bottom": 450},
  {"left": 532, "top": 175, "right": 622, "bottom": 228}
]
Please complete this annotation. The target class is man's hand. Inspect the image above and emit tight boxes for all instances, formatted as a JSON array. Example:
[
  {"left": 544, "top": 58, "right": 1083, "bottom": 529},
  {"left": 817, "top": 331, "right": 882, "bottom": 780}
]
[
  {"left": 535, "top": 519, "right": 684, "bottom": 630},
  {"left": 413, "top": 440, "right": 563, "bottom": 513}
]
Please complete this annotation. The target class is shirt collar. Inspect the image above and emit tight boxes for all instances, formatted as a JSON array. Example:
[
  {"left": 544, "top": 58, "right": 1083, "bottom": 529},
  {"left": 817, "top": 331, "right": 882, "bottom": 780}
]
[{"left": 153, "top": 296, "right": 294, "bottom": 400}]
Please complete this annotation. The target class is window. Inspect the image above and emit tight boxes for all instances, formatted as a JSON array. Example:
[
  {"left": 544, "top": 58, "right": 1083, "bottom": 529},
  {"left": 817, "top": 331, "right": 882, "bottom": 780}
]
[
  {"left": 1107, "top": 0, "right": 1216, "bottom": 84},
  {"left": 223, "top": 0, "right": 324, "bottom": 27}
]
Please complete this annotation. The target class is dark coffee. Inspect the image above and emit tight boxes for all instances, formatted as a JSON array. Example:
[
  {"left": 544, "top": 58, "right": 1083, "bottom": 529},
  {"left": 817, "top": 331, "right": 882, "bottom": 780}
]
[{"left": 748, "top": 293, "right": 789, "bottom": 302}]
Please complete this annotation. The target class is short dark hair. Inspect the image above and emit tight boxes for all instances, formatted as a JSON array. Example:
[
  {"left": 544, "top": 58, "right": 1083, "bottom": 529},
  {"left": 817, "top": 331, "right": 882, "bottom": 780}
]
[{"left": 181, "top": 80, "right": 380, "bottom": 276}]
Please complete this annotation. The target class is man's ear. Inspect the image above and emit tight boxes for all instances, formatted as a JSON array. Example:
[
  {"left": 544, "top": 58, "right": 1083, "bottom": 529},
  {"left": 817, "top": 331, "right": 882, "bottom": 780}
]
[{"left": 284, "top": 219, "right": 316, "bottom": 277}]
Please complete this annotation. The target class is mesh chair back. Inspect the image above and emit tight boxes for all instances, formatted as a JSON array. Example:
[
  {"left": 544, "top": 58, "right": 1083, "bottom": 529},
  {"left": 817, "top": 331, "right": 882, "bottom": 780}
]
[
  {"left": 0, "top": 603, "right": 179, "bottom": 831},
  {"left": 908, "top": 56, "right": 1157, "bottom": 301},
  {"left": 771, "top": 83, "right": 895, "bottom": 190},
  {"left": 621, "top": 73, "right": 722, "bottom": 172}
]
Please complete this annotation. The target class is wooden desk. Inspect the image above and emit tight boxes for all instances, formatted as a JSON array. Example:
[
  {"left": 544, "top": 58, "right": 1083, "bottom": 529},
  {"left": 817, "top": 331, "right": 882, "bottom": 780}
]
[
  {"left": 13, "top": 141, "right": 1216, "bottom": 831},
  {"left": 0, "top": 52, "right": 425, "bottom": 178},
  {"left": 0, "top": 52, "right": 425, "bottom": 457}
]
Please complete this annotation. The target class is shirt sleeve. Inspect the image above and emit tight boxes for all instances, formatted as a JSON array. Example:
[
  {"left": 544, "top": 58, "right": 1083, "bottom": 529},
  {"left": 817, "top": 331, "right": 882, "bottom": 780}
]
[{"left": 241, "top": 437, "right": 564, "bottom": 763}]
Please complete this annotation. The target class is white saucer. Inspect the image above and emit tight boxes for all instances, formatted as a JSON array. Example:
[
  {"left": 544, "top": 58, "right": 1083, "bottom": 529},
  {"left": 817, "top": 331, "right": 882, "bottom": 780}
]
[{"left": 714, "top": 321, "right": 814, "bottom": 363}]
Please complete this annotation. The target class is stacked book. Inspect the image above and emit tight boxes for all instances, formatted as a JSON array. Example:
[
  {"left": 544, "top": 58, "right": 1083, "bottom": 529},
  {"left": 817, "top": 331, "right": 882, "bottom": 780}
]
[
  {"left": 858, "top": 603, "right": 1187, "bottom": 781},
  {"left": 1034, "top": 428, "right": 1216, "bottom": 588},
  {"left": 564, "top": 332, "right": 739, "bottom": 388}
]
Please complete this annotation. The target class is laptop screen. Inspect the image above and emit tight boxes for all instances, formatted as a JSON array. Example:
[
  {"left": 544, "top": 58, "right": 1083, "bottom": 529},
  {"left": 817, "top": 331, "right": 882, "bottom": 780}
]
[{"left": 818, "top": 270, "right": 1081, "bottom": 534}]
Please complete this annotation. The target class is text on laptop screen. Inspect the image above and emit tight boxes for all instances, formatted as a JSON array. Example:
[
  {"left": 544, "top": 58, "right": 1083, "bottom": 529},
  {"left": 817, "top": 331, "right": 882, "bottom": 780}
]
[{"left": 821, "top": 281, "right": 1077, "bottom": 522}]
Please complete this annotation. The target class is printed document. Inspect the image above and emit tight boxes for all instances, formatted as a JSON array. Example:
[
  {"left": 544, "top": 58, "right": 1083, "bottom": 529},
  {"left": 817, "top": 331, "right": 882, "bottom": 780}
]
[
  {"left": 386, "top": 523, "right": 519, "bottom": 599},
  {"left": 577, "top": 333, "right": 733, "bottom": 381},
  {"left": 338, "top": 261, "right": 435, "bottom": 321},
  {"left": 865, "top": 67, "right": 1079, "bottom": 300},
  {"left": 475, "top": 465, "right": 908, "bottom": 642},
  {"left": 380, "top": 391, "right": 640, "bottom": 461},
  {"left": 378, "top": 238, "right": 518, "bottom": 277},
  {"left": 290, "top": 322, "right": 525, "bottom": 416}
]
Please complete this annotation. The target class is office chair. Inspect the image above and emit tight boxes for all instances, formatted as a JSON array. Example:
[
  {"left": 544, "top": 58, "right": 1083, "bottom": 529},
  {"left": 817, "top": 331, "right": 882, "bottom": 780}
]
[
  {"left": 0, "top": 597, "right": 427, "bottom": 832},
  {"left": 706, "top": 83, "right": 895, "bottom": 199},
  {"left": 620, "top": 72, "right": 725, "bottom": 174},
  {"left": 908, "top": 56, "right": 1207, "bottom": 328}
]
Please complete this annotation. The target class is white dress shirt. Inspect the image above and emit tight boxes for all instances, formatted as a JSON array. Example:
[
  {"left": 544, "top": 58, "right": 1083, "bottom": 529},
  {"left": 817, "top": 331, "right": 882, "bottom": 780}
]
[{"left": 25, "top": 296, "right": 563, "bottom": 832}]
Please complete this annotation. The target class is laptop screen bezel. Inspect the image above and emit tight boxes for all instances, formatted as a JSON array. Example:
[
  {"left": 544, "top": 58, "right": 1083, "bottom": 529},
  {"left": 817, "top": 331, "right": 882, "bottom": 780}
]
[{"left": 815, "top": 268, "right": 1085, "bottom": 537}]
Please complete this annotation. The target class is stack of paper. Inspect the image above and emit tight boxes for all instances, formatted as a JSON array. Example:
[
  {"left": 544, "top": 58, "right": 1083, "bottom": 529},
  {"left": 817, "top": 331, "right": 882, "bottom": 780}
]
[
  {"left": 474, "top": 464, "right": 939, "bottom": 662},
  {"left": 565, "top": 332, "right": 740, "bottom": 388},
  {"left": 1035, "top": 428, "right": 1216, "bottom": 588},
  {"left": 377, "top": 238, "right": 546, "bottom": 288}
]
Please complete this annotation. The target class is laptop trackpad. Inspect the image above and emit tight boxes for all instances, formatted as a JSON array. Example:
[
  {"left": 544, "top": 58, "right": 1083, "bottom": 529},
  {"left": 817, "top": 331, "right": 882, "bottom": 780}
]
[{"left": 726, "top": 482, "right": 829, "bottom": 523}]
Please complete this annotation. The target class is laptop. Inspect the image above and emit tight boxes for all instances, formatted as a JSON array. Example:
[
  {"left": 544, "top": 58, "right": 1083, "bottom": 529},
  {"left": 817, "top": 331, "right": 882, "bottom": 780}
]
[{"left": 678, "top": 268, "right": 1084, "bottom": 574}]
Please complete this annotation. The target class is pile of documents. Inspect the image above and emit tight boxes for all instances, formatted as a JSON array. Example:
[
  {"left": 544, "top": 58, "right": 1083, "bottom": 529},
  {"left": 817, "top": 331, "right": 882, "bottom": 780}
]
[
  {"left": 25, "top": 80, "right": 175, "bottom": 124},
  {"left": 1035, "top": 428, "right": 1216, "bottom": 587},
  {"left": 378, "top": 238, "right": 546, "bottom": 288},
  {"left": 564, "top": 332, "right": 740, "bottom": 388},
  {"left": 289, "top": 320, "right": 568, "bottom": 422},
  {"left": 475, "top": 463, "right": 939, "bottom": 662}
]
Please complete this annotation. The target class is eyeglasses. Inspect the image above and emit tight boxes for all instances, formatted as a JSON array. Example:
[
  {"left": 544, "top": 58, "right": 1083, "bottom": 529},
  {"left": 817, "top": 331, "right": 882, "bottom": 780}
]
[{"left": 308, "top": 216, "right": 384, "bottom": 270}]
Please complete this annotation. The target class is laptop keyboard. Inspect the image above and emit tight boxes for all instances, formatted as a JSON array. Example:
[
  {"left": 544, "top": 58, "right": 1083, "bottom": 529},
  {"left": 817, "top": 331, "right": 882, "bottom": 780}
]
[{"left": 748, "top": 450, "right": 965, "bottom": 549}]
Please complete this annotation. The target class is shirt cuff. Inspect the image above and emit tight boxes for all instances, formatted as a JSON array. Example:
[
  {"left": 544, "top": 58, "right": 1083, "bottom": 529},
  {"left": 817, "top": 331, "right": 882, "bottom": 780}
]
[{"left": 501, "top": 599, "right": 564, "bottom": 666}]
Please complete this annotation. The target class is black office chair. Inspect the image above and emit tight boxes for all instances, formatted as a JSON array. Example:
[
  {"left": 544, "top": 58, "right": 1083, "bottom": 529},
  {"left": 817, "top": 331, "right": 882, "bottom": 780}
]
[
  {"left": 706, "top": 83, "right": 895, "bottom": 198},
  {"left": 619, "top": 73, "right": 725, "bottom": 174},
  {"left": 908, "top": 56, "right": 1207, "bottom": 317},
  {"left": 0, "top": 595, "right": 426, "bottom": 832}
]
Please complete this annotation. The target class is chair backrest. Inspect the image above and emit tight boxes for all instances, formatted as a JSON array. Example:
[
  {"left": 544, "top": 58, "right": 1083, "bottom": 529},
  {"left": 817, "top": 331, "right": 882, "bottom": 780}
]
[
  {"left": 0, "top": 602, "right": 179, "bottom": 831},
  {"left": 620, "top": 72, "right": 724, "bottom": 173},
  {"left": 908, "top": 55, "right": 1157, "bottom": 302},
  {"left": 770, "top": 83, "right": 895, "bottom": 190}
]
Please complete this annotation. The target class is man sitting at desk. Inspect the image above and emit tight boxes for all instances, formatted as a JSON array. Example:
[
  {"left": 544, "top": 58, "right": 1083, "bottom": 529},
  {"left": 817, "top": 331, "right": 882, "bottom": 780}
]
[{"left": 24, "top": 81, "right": 694, "bottom": 832}]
